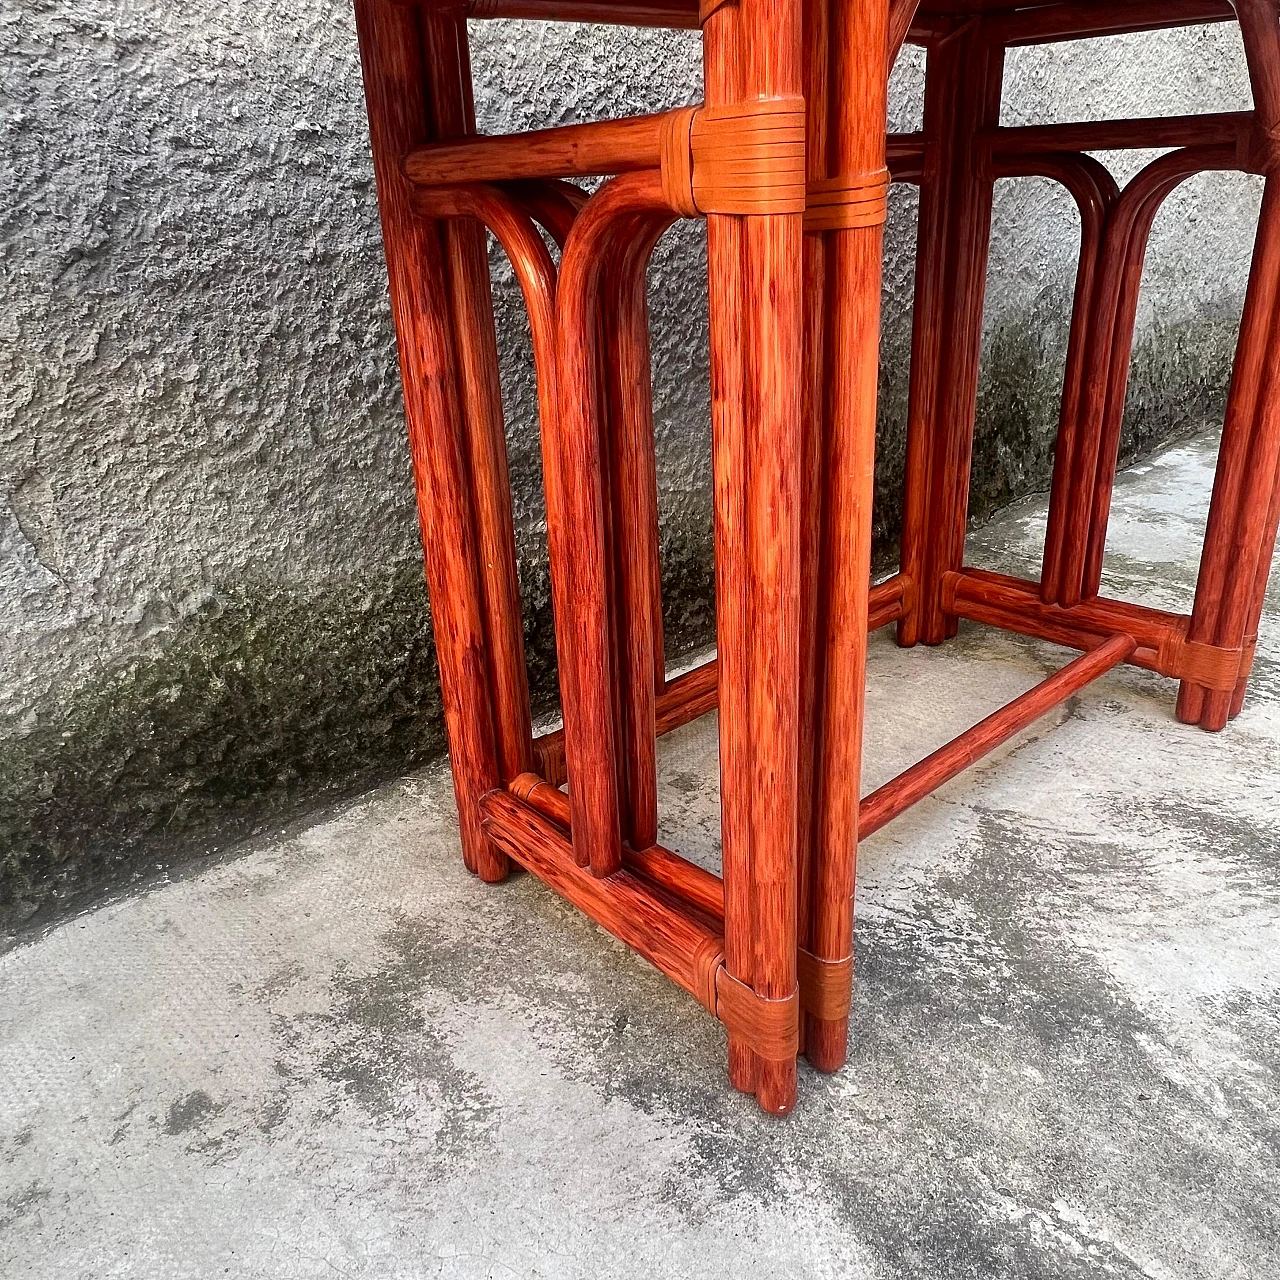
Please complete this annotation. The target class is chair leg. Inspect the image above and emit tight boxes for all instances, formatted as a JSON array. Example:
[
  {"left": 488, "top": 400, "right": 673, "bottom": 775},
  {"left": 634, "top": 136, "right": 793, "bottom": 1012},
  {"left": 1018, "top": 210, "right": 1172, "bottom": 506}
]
[
  {"left": 420, "top": 9, "right": 534, "bottom": 785},
  {"left": 703, "top": 6, "right": 758, "bottom": 1099},
  {"left": 703, "top": 0, "right": 807, "bottom": 1115},
  {"left": 1180, "top": 1, "right": 1280, "bottom": 729}
]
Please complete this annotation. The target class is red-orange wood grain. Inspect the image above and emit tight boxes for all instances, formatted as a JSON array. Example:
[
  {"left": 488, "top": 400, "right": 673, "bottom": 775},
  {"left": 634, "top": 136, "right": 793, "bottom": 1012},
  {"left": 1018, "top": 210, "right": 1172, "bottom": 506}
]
[
  {"left": 355, "top": 0, "right": 507, "bottom": 882},
  {"left": 354, "top": 0, "right": 1280, "bottom": 1122}
]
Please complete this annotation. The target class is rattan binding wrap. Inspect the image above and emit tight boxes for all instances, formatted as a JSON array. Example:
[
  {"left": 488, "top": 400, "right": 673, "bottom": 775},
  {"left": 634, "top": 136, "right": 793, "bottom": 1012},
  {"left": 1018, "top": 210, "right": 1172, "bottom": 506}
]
[
  {"left": 714, "top": 969, "right": 800, "bottom": 1061},
  {"left": 660, "top": 107, "right": 700, "bottom": 217},
  {"left": 1163, "top": 634, "right": 1253, "bottom": 692},
  {"left": 661, "top": 99, "right": 807, "bottom": 217},
  {"left": 805, "top": 168, "right": 891, "bottom": 232},
  {"left": 797, "top": 948, "right": 853, "bottom": 1020}
]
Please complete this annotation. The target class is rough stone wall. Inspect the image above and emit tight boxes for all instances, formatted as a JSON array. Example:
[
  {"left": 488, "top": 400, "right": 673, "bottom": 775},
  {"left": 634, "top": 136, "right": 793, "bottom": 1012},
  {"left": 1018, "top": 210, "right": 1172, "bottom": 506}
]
[{"left": 0, "top": 3, "right": 1261, "bottom": 936}]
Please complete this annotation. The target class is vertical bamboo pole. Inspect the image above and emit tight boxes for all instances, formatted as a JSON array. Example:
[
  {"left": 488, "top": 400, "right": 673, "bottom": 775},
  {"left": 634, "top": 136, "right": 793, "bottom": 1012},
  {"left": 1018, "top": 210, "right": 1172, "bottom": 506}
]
[
  {"left": 1198, "top": 181, "right": 1280, "bottom": 732},
  {"left": 420, "top": 8, "right": 534, "bottom": 784},
  {"left": 898, "top": 21, "right": 1003, "bottom": 647},
  {"left": 1182, "top": 0, "right": 1280, "bottom": 729},
  {"left": 703, "top": 0, "right": 758, "bottom": 1097},
  {"left": 1080, "top": 162, "right": 1231, "bottom": 599},
  {"left": 1179, "top": 176, "right": 1280, "bottom": 729},
  {"left": 1230, "top": 449, "right": 1280, "bottom": 718},
  {"left": 552, "top": 190, "right": 637, "bottom": 878},
  {"left": 806, "top": 0, "right": 890, "bottom": 1074},
  {"left": 796, "top": 0, "right": 833, "bottom": 1064},
  {"left": 1039, "top": 157, "right": 1119, "bottom": 605},
  {"left": 353, "top": 0, "right": 507, "bottom": 881},
  {"left": 603, "top": 217, "right": 673, "bottom": 852},
  {"left": 895, "top": 45, "right": 946, "bottom": 651},
  {"left": 740, "top": 0, "right": 805, "bottom": 1116},
  {"left": 920, "top": 24, "right": 1004, "bottom": 644}
]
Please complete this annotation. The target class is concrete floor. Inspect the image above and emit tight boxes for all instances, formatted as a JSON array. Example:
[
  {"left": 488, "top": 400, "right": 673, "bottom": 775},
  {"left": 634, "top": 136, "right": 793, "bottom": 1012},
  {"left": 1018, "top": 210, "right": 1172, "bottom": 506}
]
[{"left": 3, "top": 430, "right": 1279, "bottom": 1279}]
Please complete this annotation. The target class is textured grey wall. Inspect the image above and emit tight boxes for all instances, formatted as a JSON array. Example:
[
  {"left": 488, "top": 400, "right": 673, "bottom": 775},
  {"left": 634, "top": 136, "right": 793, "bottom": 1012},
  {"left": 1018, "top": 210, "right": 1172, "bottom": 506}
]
[{"left": 0, "top": 4, "right": 1261, "bottom": 936}]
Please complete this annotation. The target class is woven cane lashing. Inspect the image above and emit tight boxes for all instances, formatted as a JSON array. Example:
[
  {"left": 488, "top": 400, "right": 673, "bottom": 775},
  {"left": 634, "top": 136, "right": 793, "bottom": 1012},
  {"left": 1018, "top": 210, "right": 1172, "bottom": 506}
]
[
  {"left": 660, "top": 98, "right": 806, "bottom": 217},
  {"left": 805, "top": 169, "right": 891, "bottom": 232},
  {"left": 714, "top": 969, "right": 800, "bottom": 1061},
  {"left": 692, "top": 98, "right": 807, "bottom": 214},
  {"left": 659, "top": 107, "right": 699, "bottom": 216},
  {"left": 797, "top": 948, "right": 853, "bottom": 1020},
  {"left": 1163, "top": 635, "right": 1250, "bottom": 691}
]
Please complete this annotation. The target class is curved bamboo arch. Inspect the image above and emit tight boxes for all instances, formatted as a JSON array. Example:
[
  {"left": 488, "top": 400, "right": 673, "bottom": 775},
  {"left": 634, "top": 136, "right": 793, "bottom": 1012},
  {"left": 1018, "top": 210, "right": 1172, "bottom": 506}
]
[
  {"left": 993, "top": 151, "right": 1121, "bottom": 602},
  {"left": 989, "top": 144, "right": 1242, "bottom": 605},
  {"left": 1082, "top": 145, "right": 1243, "bottom": 594},
  {"left": 552, "top": 169, "right": 683, "bottom": 877}
]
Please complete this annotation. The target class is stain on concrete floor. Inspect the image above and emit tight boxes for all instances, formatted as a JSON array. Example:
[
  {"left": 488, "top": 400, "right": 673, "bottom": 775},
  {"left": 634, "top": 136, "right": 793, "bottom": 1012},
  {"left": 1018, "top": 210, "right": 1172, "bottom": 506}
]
[{"left": 1, "top": 430, "right": 1277, "bottom": 1278}]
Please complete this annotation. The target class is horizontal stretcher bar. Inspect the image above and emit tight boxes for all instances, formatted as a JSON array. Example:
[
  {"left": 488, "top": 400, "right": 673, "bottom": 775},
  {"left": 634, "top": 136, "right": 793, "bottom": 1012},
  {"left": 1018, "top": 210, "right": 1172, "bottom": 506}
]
[
  {"left": 943, "top": 568, "right": 1251, "bottom": 692},
  {"left": 404, "top": 115, "right": 927, "bottom": 189},
  {"left": 507, "top": 635, "right": 1136, "bottom": 906},
  {"left": 988, "top": 1, "right": 1236, "bottom": 47},
  {"left": 417, "top": 0, "right": 1236, "bottom": 46},
  {"left": 510, "top": 772, "right": 725, "bottom": 918},
  {"left": 983, "top": 111, "right": 1253, "bottom": 157},
  {"left": 858, "top": 632, "right": 1136, "bottom": 838},
  {"left": 533, "top": 652, "right": 720, "bottom": 785},
  {"left": 452, "top": 0, "right": 951, "bottom": 42},
  {"left": 481, "top": 788, "right": 725, "bottom": 1005},
  {"left": 482, "top": 788, "right": 800, "bottom": 1062}
]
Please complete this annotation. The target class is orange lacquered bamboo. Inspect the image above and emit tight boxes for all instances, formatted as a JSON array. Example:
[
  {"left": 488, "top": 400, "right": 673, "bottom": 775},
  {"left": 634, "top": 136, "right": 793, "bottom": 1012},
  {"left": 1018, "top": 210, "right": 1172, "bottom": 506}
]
[
  {"left": 414, "top": 182, "right": 589, "bottom": 805},
  {"left": 1046, "top": 146, "right": 1233, "bottom": 608},
  {"left": 1231, "top": 442, "right": 1280, "bottom": 719},
  {"left": 1182, "top": 0, "right": 1280, "bottom": 729},
  {"left": 532, "top": 654, "right": 719, "bottom": 789},
  {"left": 466, "top": 0, "right": 701, "bottom": 28},
  {"left": 656, "top": 658, "right": 719, "bottom": 733},
  {"left": 805, "top": 0, "right": 890, "bottom": 1074},
  {"left": 926, "top": 26, "right": 1003, "bottom": 644},
  {"left": 421, "top": 9, "right": 534, "bottom": 785},
  {"left": 355, "top": 0, "right": 506, "bottom": 882},
  {"left": 944, "top": 568, "right": 1177, "bottom": 675},
  {"left": 553, "top": 172, "right": 672, "bottom": 876},
  {"left": 993, "top": 152, "right": 1119, "bottom": 606},
  {"left": 481, "top": 790, "right": 725, "bottom": 1009},
  {"left": 991, "top": 0, "right": 1235, "bottom": 47},
  {"left": 899, "top": 20, "right": 1002, "bottom": 648},
  {"left": 983, "top": 112, "right": 1252, "bottom": 157},
  {"left": 403, "top": 112, "right": 677, "bottom": 187},
  {"left": 703, "top": 0, "right": 757, "bottom": 1099},
  {"left": 1080, "top": 147, "right": 1240, "bottom": 599},
  {"left": 888, "top": 0, "right": 921, "bottom": 65},
  {"left": 603, "top": 213, "right": 674, "bottom": 852},
  {"left": 869, "top": 573, "right": 912, "bottom": 631},
  {"left": 509, "top": 774, "right": 727, "bottom": 921},
  {"left": 795, "top": 0, "right": 830, "bottom": 1070},
  {"left": 504, "top": 179, "right": 586, "bottom": 248},
  {"left": 738, "top": 0, "right": 805, "bottom": 1116},
  {"left": 859, "top": 634, "right": 1138, "bottom": 839}
]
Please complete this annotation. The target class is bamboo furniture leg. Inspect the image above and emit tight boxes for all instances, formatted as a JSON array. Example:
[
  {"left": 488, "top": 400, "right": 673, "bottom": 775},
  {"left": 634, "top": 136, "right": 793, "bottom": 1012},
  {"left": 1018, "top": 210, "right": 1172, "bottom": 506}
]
[
  {"left": 355, "top": 0, "right": 513, "bottom": 884},
  {"left": 802, "top": 0, "right": 891, "bottom": 1073},
  {"left": 898, "top": 17, "right": 1004, "bottom": 648}
]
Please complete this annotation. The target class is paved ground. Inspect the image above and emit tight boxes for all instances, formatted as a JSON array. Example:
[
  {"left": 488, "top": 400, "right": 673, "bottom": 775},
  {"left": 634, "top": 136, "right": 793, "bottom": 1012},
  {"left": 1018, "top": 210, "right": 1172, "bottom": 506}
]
[{"left": 3, "top": 431, "right": 1278, "bottom": 1279}]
